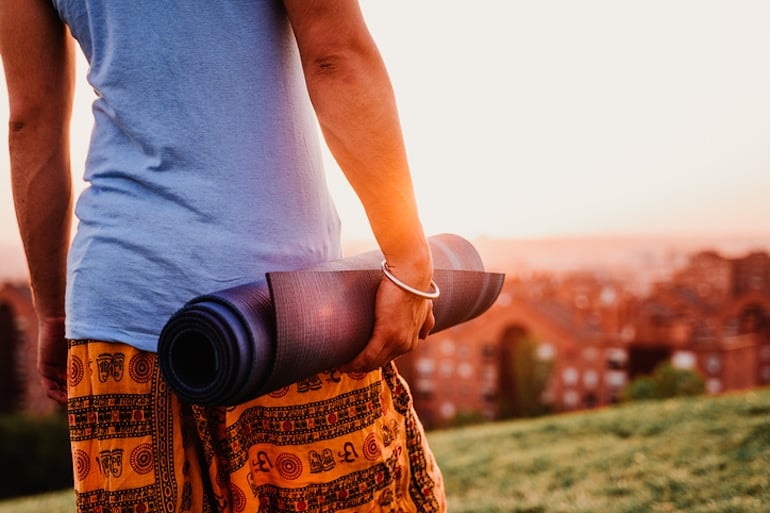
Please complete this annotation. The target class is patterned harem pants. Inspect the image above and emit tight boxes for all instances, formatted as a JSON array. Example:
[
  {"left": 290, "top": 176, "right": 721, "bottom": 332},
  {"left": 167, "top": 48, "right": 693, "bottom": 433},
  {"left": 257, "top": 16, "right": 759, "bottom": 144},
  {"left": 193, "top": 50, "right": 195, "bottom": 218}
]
[{"left": 67, "top": 339, "right": 446, "bottom": 513}]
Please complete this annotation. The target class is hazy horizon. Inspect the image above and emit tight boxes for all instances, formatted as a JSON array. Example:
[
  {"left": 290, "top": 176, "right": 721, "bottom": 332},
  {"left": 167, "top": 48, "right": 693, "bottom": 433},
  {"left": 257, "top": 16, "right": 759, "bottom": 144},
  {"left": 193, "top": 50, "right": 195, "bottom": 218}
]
[{"left": 3, "top": 231, "right": 770, "bottom": 283}]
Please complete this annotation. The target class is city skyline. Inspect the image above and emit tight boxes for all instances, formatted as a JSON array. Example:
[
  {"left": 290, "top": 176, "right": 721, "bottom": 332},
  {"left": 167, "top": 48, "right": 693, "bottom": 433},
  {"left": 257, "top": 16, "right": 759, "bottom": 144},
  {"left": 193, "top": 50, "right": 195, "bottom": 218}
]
[{"left": 1, "top": 0, "right": 769, "bottom": 247}]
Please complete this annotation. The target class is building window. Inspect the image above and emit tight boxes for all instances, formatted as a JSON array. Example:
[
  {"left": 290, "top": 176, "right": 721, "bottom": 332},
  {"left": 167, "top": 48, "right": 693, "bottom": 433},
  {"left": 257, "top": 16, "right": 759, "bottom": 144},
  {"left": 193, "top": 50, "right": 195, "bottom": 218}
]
[
  {"left": 706, "top": 355, "right": 721, "bottom": 376},
  {"left": 458, "top": 362, "right": 474, "bottom": 379},
  {"left": 606, "top": 348, "right": 628, "bottom": 370},
  {"left": 440, "top": 401, "right": 457, "bottom": 419},
  {"left": 415, "top": 378, "right": 434, "bottom": 393},
  {"left": 583, "top": 369, "right": 599, "bottom": 389},
  {"left": 540, "top": 387, "right": 555, "bottom": 405},
  {"left": 672, "top": 351, "right": 696, "bottom": 370},
  {"left": 414, "top": 378, "right": 435, "bottom": 402},
  {"left": 482, "top": 390, "right": 497, "bottom": 403},
  {"left": 537, "top": 342, "right": 555, "bottom": 361},
  {"left": 563, "top": 390, "right": 580, "bottom": 409},
  {"left": 415, "top": 357, "right": 435, "bottom": 376},
  {"left": 440, "top": 339, "right": 456, "bottom": 356},
  {"left": 706, "top": 378, "right": 722, "bottom": 395},
  {"left": 605, "top": 370, "right": 626, "bottom": 389},
  {"left": 574, "top": 294, "right": 589, "bottom": 309},
  {"left": 562, "top": 367, "right": 579, "bottom": 387}
]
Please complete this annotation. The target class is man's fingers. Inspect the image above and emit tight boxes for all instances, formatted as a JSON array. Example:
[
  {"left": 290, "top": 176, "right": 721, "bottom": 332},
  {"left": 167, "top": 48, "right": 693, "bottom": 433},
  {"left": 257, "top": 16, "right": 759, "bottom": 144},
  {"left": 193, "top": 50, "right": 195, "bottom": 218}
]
[
  {"left": 418, "top": 307, "right": 435, "bottom": 340},
  {"left": 342, "top": 333, "right": 406, "bottom": 373},
  {"left": 342, "top": 321, "right": 420, "bottom": 373},
  {"left": 41, "top": 376, "right": 67, "bottom": 405},
  {"left": 340, "top": 279, "right": 435, "bottom": 373}
]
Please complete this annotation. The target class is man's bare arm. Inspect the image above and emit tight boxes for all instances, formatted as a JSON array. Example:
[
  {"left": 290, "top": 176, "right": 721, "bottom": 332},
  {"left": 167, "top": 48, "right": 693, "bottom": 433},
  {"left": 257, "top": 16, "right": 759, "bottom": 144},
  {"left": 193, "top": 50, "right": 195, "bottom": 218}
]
[
  {"left": 283, "top": 0, "right": 435, "bottom": 371},
  {"left": 0, "top": 0, "right": 75, "bottom": 403}
]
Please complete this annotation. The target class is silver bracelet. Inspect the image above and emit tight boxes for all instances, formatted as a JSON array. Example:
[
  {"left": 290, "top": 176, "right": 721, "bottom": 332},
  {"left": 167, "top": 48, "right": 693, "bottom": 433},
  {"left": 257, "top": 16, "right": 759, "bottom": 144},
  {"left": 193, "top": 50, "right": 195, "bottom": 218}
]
[{"left": 380, "top": 260, "right": 441, "bottom": 300}]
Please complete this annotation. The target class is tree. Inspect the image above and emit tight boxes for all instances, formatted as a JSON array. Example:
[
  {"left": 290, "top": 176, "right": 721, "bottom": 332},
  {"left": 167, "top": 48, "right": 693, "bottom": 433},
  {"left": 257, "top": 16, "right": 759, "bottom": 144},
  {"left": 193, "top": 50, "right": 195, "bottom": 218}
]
[
  {"left": 621, "top": 361, "right": 705, "bottom": 401},
  {"left": 498, "top": 326, "right": 553, "bottom": 418}
]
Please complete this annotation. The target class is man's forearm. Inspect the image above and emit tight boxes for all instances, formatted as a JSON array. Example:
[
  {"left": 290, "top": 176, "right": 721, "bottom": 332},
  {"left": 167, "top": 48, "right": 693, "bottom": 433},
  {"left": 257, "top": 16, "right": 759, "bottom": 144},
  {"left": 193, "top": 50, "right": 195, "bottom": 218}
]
[
  {"left": 1, "top": 0, "right": 75, "bottom": 319},
  {"left": 284, "top": 1, "right": 432, "bottom": 283},
  {"left": 310, "top": 54, "right": 430, "bottom": 268},
  {"left": 9, "top": 123, "right": 73, "bottom": 318}
]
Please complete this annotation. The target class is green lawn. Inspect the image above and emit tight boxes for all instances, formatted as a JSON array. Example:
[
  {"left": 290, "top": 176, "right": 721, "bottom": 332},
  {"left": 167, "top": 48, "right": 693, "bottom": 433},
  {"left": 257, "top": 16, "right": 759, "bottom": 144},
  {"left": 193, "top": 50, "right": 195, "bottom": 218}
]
[
  {"left": 430, "top": 388, "right": 770, "bottom": 513},
  {"left": 3, "top": 387, "right": 769, "bottom": 513},
  {"left": 0, "top": 489, "right": 75, "bottom": 513}
]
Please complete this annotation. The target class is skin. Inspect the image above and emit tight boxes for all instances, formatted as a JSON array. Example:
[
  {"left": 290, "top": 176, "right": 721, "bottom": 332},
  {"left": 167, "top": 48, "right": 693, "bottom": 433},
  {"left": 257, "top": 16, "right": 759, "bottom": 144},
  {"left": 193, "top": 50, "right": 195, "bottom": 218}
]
[
  {"left": 0, "top": 0, "right": 74, "bottom": 405},
  {"left": 0, "top": 0, "right": 434, "bottom": 405}
]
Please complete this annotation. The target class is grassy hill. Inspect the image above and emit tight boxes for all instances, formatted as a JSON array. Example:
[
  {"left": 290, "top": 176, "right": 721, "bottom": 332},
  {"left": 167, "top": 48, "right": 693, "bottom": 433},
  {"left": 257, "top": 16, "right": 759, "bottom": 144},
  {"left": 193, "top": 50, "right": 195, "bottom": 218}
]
[
  {"left": 430, "top": 388, "right": 770, "bottom": 513},
  {"left": 3, "top": 388, "right": 769, "bottom": 513}
]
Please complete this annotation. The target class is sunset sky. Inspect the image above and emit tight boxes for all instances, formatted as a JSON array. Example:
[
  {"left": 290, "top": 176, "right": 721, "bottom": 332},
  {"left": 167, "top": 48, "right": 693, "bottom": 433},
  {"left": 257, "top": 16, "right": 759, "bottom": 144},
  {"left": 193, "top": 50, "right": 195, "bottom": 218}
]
[{"left": 1, "top": 0, "right": 769, "bottom": 247}]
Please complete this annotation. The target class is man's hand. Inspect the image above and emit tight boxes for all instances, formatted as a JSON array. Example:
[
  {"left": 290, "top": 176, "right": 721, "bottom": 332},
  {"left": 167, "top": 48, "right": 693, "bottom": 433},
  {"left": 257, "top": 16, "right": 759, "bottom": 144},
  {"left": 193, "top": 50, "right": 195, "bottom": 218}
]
[
  {"left": 341, "top": 262, "right": 436, "bottom": 373},
  {"left": 37, "top": 317, "right": 68, "bottom": 405}
]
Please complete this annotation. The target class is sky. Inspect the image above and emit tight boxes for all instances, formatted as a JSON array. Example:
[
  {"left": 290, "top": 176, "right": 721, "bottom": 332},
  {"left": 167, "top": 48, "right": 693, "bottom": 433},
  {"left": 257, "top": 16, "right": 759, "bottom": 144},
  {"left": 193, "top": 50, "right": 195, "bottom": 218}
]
[{"left": 1, "top": 0, "right": 770, "bottom": 247}]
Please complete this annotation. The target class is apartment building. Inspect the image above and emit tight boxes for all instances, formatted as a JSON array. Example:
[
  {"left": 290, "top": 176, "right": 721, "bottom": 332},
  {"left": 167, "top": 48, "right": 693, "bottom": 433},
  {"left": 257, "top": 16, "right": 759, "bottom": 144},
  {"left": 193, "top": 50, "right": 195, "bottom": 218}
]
[{"left": 398, "top": 250, "right": 770, "bottom": 428}]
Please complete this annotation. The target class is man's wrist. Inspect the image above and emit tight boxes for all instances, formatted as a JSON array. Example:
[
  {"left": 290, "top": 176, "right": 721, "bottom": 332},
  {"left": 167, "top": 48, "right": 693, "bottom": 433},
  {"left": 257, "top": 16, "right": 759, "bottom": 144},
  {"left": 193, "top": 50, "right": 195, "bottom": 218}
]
[{"left": 379, "top": 236, "right": 433, "bottom": 291}]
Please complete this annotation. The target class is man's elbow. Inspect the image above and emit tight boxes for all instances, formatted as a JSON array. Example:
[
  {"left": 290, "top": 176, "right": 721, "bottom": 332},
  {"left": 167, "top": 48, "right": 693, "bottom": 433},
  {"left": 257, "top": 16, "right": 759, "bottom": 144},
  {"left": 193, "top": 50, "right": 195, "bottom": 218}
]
[
  {"left": 8, "top": 118, "right": 26, "bottom": 134},
  {"left": 304, "top": 45, "right": 360, "bottom": 80},
  {"left": 8, "top": 98, "right": 70, "bottom": 135}
]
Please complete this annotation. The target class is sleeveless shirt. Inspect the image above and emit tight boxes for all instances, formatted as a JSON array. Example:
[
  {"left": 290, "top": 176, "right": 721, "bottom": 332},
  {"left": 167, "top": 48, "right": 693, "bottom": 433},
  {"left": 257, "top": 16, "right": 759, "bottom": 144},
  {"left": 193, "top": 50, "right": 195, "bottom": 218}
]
[{"left": 54, "top": 0, "right": 342, "bottom": 351}]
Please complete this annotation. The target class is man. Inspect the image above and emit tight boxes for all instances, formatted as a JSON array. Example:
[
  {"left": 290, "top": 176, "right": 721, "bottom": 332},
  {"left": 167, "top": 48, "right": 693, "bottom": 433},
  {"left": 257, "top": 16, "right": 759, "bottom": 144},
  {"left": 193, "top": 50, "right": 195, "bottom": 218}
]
[{"left": 0, "top": 1, "right": 446, "bottom": 511}]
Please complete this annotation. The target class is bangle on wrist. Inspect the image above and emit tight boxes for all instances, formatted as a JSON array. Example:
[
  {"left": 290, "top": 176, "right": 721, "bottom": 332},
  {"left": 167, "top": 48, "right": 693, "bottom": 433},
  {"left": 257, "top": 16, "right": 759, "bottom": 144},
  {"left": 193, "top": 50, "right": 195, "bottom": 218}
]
[{"left": 380, "top": 260, "right": 440, "bottom": 300}]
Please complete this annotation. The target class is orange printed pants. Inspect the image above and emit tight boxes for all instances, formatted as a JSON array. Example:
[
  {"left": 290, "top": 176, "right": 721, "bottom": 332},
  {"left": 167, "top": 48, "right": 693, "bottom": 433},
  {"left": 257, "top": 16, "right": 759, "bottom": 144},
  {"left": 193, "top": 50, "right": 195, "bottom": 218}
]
[{"left": 67, "top": 339, "right": 446, "bottom": 513}]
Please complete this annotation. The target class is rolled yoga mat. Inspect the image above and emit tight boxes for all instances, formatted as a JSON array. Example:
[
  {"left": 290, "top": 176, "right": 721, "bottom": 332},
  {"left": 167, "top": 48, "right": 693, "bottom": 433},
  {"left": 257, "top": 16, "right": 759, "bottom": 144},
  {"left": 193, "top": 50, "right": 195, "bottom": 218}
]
[{"left": 158, "top": 233, "right": 505, "bottom": 406}]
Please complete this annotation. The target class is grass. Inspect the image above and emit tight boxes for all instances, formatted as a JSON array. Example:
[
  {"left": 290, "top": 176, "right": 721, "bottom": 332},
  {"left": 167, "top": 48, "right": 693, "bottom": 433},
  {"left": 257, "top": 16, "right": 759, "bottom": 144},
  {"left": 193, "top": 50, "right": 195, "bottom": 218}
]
[
  {"left": 0, "top": 489, "right": 75, "bottom": 513},
  {"left": 429, "top": 387, "right": 770, "bottom": 513},
  {"left": 2, "top": 388, "right": 769, "bottom": 513}
]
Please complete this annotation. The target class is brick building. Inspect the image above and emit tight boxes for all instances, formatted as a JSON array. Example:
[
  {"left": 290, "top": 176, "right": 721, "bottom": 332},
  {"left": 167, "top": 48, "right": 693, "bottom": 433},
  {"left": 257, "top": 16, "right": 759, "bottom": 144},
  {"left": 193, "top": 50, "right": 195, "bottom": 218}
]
[
  {"left": 397, "top": 249, "right": 770, "bottom": 429},
  {"left": 631, "top": 250, "right": 770, "bottom": 395}
]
